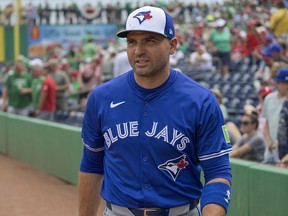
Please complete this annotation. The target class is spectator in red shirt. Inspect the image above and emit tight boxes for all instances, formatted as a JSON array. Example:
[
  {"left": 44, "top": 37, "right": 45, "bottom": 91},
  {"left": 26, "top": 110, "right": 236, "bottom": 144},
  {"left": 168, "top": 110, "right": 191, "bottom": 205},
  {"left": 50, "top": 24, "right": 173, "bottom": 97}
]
[
  {"left": 246, "top": 20, "right": 263, "bottom": 63},
  {"left": 36, "top": 65, "right": 56, "bottom": 121},
  {"left": 231, "top": 30, "right": 249, "bottom": 63}
]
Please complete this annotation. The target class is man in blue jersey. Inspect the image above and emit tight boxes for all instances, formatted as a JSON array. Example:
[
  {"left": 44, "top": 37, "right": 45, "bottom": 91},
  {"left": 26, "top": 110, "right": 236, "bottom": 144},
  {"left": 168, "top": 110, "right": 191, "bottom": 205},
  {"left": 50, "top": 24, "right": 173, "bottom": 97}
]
[{"left": 79, "top": 6, "right": 232, "bottom": 216}]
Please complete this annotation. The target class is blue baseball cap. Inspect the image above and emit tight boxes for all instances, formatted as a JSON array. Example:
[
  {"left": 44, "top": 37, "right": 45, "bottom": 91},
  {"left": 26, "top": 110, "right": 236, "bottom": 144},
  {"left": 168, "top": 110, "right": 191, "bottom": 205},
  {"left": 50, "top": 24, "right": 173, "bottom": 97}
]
[
  {"left": 261, "top": 47, "right": 272, "bottom": 58},
  {"left": 269, "top": 43, "right": 282, "bottom": 52},
  {"left": 274, "top": 68, "right": 288, "bottom": 82},
  {"left": 117, "top": 6, "right": 175, "bottom": 39}
]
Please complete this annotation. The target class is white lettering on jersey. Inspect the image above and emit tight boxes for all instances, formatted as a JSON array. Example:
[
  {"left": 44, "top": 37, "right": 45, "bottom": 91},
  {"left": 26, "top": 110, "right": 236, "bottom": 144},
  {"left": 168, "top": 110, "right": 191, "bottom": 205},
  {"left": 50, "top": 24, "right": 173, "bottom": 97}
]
[
  {"left": 145, "top": 122, "right": 158, "bottom": 137},
  {"left": 170, "top": 129, "right": 185, "bottom": 146},
  {"left": 154, "top": 126, "right": 169, "bottom": 142},
  {"left": 104, "top": 121, "right": 190, "bottom": 150},
  {"left": 116, "top": 123, "right": 129, "bottom": 139},
  {"left": 178, "top": 137, "right": 189, "bottom": 151},
  {"left": 108, "top": 128, "right": 118, "bottom": 143},
  {"left": 104, "top": 132, "right": 111, "bottom": 148},
  {"left": 129, "top": 121, "right": 139, "bottom": 136}
]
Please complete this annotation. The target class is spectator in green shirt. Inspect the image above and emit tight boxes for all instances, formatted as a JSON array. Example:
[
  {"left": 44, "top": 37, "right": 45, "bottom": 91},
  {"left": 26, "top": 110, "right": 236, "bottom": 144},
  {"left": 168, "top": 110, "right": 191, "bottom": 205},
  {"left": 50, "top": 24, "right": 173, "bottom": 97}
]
[
  {"left": 20, "top": 58, "right": 45, "bottom": 116},
  {"left": 207, "top": 18, "right": 232, "bottom": 76},
  {"left": 83, "top": 38, "right": 98, "bottom": 60},
  {"left": 2, "top": 57, "right": 32, "bottom": 116}
]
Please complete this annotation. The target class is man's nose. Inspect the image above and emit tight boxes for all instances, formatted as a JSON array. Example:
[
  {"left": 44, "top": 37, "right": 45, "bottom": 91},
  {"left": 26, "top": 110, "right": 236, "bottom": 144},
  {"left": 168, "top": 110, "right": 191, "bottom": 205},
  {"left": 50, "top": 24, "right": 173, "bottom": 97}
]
[{"left": 134, "top": 43, "right": 145, "bottom": 55}]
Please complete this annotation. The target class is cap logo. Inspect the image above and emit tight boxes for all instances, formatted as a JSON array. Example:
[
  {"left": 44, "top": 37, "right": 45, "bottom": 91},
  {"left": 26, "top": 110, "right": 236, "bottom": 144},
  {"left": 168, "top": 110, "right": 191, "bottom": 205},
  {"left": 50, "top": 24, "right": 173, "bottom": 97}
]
[{"left": 133, "top": 10, "right": 153, "bottom": 24}]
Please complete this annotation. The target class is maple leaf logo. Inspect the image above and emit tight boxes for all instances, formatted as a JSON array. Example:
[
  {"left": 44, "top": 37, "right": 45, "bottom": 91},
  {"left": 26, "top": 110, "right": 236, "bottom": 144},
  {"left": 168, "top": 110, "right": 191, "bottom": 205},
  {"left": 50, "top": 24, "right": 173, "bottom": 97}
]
[{"left": 177, "top": 159, "right": 189, "bottom": 169}]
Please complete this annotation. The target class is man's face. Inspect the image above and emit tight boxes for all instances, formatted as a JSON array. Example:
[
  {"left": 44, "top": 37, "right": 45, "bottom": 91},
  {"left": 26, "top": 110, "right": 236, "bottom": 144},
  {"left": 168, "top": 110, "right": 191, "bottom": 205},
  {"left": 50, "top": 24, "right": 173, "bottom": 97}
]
[
  {"left": 126, "top": 31, "right": 177, "bottom": 78},
  {"left": 14, "top": 60, "right": 25, "bottom": 74},
  {"left": 271, "top": 51, "right": 281, "bottom": 60},
  {"left": 275, "top": 81, "right": 288, "bottom": 96},
  {"left": 31, "top": 66, "right": 42, "bottom": 78},
  {"left": 240, "top": 115, "right": 255, "bottom": 133}
]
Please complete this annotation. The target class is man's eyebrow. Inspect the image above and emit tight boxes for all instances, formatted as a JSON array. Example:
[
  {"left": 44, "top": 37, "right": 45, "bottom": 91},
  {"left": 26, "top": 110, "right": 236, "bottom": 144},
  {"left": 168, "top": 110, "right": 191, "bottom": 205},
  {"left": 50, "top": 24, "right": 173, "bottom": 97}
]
[
  {"left": 127, "top": 33, "right": 165, "bottom": 41},
  {"left": 145, "top": 35, "right": 165, "bottom": 41}
]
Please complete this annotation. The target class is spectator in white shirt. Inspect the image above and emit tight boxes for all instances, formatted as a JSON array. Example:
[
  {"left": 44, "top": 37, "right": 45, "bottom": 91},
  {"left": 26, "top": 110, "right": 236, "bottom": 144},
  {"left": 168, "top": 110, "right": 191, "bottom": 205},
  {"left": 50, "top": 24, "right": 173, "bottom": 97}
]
[{"left": 189, "top": 43, "right": 213, "bottom": 70}]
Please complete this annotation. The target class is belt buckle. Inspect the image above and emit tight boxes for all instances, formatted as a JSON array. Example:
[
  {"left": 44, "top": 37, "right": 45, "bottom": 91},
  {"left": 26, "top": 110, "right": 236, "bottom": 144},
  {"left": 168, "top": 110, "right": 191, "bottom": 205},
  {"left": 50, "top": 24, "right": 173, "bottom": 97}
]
[{"left": 143, "top": 209, "right": 156, "bottom": 216}]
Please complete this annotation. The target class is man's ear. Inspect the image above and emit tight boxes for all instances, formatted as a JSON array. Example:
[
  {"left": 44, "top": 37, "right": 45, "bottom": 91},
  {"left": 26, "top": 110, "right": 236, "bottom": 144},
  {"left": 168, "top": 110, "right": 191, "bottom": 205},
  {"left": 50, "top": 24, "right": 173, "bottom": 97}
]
[{"left": 169, "top": 37, "right": 178, "bottom": 55}]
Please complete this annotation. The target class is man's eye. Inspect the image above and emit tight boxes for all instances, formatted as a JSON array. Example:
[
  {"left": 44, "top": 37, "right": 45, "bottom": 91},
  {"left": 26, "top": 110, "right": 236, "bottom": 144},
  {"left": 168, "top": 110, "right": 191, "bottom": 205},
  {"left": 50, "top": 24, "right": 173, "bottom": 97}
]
[
  {"left": 147, "top": 39, "right": 156, "bottom": 42},
  {"left": 127, "top": 40, "right": 135, "bottom": 45}
]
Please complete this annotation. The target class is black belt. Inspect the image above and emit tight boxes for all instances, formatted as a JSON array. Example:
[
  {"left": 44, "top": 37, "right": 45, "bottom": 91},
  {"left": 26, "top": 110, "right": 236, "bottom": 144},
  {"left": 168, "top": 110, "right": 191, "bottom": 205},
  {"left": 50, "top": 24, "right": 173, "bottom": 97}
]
[{"left": 106, "top": 199, "right": 199, "bottom": 216}]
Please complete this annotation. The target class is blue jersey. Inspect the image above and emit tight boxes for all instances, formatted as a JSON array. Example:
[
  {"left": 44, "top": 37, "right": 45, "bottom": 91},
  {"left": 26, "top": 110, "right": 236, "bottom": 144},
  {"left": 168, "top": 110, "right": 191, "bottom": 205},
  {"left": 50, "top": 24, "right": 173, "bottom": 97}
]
[{"left": 80, "top": 69, "right": 232, "bottom": 208}]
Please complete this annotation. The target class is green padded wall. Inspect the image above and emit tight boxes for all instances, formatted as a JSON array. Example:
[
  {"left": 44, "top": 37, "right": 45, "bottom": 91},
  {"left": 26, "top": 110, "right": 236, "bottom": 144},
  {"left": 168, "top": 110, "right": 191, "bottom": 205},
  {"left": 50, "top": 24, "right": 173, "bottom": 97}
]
[
  {"left": 6, "top": 114, "right": 82, "bottom": 184},
  {"left": 227, "top": 159, "right": 257, "bottom": 216},
  {"left": 249, "top": 164, "right": 288, "bottom": 216},
  {"left": 0, "top": 112, "right": 8, "bottom": 154}
]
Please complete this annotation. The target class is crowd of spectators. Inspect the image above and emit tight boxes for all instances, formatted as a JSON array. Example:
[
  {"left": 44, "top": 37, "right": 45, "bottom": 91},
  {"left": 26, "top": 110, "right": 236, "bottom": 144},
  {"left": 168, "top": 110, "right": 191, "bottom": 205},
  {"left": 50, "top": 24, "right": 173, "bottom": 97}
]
[{"left": 1, "top": 0, "right": 288, "bottom": 168}]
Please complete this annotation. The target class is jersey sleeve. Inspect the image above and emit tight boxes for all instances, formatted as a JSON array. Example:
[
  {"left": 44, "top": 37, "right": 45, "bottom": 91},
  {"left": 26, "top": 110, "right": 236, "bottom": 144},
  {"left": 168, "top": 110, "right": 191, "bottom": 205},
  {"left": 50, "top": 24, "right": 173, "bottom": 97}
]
[
  {"left": 196, "top": 92, "right": 232, "bottom": 182},
  {"left": 80, "top": 91, "right": 105, "bottom": 174}
]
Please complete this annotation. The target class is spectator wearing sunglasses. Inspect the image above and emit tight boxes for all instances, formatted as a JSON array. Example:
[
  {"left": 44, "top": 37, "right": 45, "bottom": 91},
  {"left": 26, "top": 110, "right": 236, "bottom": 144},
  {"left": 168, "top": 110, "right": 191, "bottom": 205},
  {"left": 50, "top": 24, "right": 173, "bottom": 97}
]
[{"left": 230, "top": 112, "right": 266, "bottom": 162}]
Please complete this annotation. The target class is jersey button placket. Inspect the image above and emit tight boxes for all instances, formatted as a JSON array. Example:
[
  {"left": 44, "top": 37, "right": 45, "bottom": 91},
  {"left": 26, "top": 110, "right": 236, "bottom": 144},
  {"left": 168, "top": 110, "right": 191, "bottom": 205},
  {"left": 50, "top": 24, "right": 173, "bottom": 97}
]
[
  {"left": 142, "top": 100, "right": 150, "bottom": 193},
  {"left": 143, "top": 100, "right": 148, "bottom": 117}
]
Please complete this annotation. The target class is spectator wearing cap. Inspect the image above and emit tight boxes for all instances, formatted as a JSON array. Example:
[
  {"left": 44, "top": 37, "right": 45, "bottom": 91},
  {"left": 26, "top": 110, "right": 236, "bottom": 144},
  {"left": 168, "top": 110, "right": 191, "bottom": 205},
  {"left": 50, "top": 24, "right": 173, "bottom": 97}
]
[
  {"left": 276, "top": 68, "right": 288, "bottom": 168},
  {"left": 268, "top": 43, "right": 288, "bottom": 78},
  {"left": 269, "top": 43, "right": 288, "bottom": 63},
  {"left": 255, "top": 46, "right": 274, "bottom": 80},
  {"left": 188, "top": 42, "right": 213, "bottom": 70},
  {"left": 1, "top": 57, "right": 32, "bottom": 116},
  {"left": 262, "top": 68, "right": 288, "bottom": 164},
  {"left": 229, "top": 112, "right": 266, "bottom": 162},
  {"left": 269, "top": 1, "right": 288, "bottom": 38},
  {"left": 257, "top": 84, "right": 274, "bottom": 114},
  {"left": 256, "top": 43, "right": 288, "bottom": 80},
  {"left": 20, "top": 58, "right": 45, "bottom": 116},
  {"left": 207, "top": 18, "right": 232, "bottom": 75},
  {"left": 36, "top": 62, "right": 56, "bottom": 121},
  {"left": 256, "top": 84, "right": 274, "bottom": 139}
]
